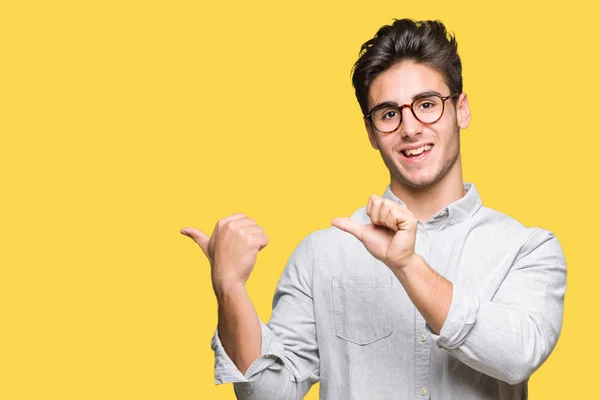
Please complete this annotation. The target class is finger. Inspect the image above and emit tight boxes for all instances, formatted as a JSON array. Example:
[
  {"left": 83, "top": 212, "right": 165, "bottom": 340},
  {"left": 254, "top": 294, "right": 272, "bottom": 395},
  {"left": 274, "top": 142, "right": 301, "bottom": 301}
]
[
  {"left": 238, "top": 227, "right": 268, "bottom": 251},
  {"left": 331, "top": 217, "right": 364, "bottom": 240},
  {"left": 377, "top": 199, "right": 396, "bottom": 225},
  {"left": 366, "top": 194, "right": 379, "bottom": 218},
  {"left": 254, "top": 232, "right": 269, "bottom": 251},
  {"left": 368, "top": 196, "right": 383, "bottom": 225},
  {"left": 385, "top": 206, "right": 415, "bottom": 232},
  {"left": 218, "top": 213, "right": 246, "bottom": 226},
  {"left": 229, "top": 217, "right": 258, "bottom": 230},
  {"left": 242, "top": 226, "right": 265, "bottom": 235},
  {"left": 383, "top": 206, "right": 406, "bottom": 232},
  {"left": 180, "top": 227, "right": 210, "bottom": 258}
]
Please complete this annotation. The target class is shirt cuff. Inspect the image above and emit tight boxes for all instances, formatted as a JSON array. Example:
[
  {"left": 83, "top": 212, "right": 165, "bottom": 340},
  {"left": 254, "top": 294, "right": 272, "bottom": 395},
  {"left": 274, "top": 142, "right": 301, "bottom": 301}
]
[
  {"left": 211, "top": 321, "right": 286, "bottom": 384},
  {"left": 427, "top": 284, "right": 480, "bottom": 349}
]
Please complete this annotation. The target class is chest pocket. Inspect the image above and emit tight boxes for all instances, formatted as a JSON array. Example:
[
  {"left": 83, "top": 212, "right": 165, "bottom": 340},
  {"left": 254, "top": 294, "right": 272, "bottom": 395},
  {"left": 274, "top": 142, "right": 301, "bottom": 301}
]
[{"left": 332, "top": 275, "right": 394, "bottom": 345}]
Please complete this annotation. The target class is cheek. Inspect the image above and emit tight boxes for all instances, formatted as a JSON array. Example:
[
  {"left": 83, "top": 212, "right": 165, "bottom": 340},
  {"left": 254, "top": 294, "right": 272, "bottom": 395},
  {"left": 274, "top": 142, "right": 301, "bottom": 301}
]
[
  {"left": 432, "top": 131, "right": 459, "bottom": 159},
  {"left": 438, "top": 119, "right": 460, "bottom": 144},
  {"left": 377, "top": 136, "right": 396, "bottom": 153}
]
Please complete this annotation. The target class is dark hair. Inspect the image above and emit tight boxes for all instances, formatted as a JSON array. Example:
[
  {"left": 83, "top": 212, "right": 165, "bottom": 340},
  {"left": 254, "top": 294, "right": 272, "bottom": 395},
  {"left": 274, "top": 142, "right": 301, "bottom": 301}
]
[{"left": 352, "top": 19, "right": 462, "bottom": 115}]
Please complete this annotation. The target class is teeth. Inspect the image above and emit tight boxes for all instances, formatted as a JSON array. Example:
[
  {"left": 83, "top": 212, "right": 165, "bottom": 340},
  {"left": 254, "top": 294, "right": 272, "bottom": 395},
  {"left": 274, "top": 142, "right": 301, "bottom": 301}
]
[{"left": 403, "top": 144, "right": 432, "bottom": 156}]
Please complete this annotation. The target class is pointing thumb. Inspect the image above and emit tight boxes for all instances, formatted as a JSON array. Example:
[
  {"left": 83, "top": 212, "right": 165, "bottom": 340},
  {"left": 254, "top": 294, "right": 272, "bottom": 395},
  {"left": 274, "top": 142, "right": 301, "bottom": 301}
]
[
  {"left": 181, "top": 227, "right": 210, "bottom": 258},
  {"left": 331, "top": 217, "right": 363, "bottom": 241}
]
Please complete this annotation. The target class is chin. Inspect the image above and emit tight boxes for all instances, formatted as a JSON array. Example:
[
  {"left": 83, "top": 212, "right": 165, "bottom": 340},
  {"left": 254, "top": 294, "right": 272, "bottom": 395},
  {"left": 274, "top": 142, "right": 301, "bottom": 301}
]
[
  {"left": 394, "top": 168, "right": 442, "bottom": 189},
  {"left": 402, "top": 177, "right": 437, "bottom": 189},
  {"left": 391, "top": 151, "right": 460, "bottom": 190}
]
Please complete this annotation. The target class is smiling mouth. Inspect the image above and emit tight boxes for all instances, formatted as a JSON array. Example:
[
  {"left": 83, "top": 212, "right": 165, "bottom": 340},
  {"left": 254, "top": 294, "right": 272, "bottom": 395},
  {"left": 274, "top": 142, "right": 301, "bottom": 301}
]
[{"left": 401, "top": 144, "right": 433, "bottom": 158}]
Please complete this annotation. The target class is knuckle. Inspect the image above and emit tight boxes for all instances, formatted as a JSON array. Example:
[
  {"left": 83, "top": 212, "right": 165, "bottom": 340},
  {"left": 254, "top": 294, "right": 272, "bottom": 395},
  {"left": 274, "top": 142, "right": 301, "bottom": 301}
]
[
  {"left": 224, "top": 220, "right": 240, "bottom": 233},
  {"left": 222, "top": 220, "right": 233, "bottom": 230}
]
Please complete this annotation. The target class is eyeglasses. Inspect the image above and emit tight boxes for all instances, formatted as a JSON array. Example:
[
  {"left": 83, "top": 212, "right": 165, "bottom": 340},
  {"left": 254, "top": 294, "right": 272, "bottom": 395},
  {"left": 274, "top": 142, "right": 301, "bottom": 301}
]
[{"left": 364, "top": 93, "right": 459, "bottom": 134}]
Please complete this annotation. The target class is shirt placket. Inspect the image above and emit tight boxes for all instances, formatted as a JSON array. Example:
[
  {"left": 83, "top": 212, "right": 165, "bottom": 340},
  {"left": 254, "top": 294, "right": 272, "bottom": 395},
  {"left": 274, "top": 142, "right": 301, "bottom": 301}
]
[{"left": 414, "top": 222, "right": 431, "bottom": 400}]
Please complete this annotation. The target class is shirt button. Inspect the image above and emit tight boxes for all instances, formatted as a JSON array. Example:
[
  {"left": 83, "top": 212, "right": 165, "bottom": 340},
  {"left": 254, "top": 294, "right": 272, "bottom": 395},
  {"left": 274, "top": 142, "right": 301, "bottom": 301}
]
[
  {"left": 448, "top": 219, "right": 456, "bottom": 225},
  {"left": 420, "top": 387, "right": 428, "bottom": 396},
  {"left": 419, "top": 334, "right": 427, "bottom": 342}
]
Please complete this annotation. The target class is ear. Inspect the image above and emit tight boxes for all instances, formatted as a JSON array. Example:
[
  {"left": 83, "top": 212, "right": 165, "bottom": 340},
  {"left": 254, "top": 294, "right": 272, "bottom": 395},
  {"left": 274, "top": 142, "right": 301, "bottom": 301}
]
[
  {"left": 456, "top": 93, "right": 471, "bottom": 129},
  {"left": 364, "top": 118, "right": 379, "bottom": 150}
]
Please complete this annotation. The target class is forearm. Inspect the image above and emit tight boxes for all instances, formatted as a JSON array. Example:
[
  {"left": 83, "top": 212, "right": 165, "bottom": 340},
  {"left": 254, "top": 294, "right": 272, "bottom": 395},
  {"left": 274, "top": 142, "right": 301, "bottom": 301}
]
[
  {"left": 394, "top": 260, "right": 552, "bottom": 383},
  {"left": 431, "top": 289, "right": 555, "bottom": 384},
  {"left": 215, "top": 284, "right": 261, "bottom": 375},
  {"left": 392, "top": 254, "right": 452, "bottom": 334},
  {"left": 392, "top": 249, "right": 564, "bottom": 385}
]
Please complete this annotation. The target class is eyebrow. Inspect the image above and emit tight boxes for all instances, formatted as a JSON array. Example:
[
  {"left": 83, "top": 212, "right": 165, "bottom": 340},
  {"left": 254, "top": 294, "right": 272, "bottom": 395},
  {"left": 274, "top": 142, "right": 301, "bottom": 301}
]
[{"left": 369, "top": 90, "right": 444, "bottom": 111}]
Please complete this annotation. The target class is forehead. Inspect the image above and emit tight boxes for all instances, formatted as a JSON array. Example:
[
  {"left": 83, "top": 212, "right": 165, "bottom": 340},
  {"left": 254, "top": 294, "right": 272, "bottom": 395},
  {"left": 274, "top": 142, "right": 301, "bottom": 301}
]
[{"left": 368, "top": 62, "right": 449, "bottom": 108}]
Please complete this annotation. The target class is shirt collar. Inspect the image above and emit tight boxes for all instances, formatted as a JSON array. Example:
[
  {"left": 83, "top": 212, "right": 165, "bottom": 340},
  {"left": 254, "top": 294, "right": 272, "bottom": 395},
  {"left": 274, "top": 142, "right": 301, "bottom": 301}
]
[{"left": 382, "top": 182, "right": 483, "bottom": 226}]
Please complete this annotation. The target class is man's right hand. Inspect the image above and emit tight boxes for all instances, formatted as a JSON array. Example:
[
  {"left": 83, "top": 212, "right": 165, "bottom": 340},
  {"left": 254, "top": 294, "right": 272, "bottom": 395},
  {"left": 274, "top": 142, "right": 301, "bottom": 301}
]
[{"left": 181, "top": 213, "right": 269, "bottom": 294}]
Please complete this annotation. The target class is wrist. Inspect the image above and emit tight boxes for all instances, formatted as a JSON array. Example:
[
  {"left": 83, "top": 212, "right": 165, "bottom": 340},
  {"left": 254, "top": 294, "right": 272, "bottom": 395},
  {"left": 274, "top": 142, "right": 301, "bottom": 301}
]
[
  {"left": 391, "top": 252, "right": 423, "bottom": 270},
  {"left": 390, "top": 253, "right": 424, "bottom": 275},
  {"left": 212, "top": 277, "right": 247, "bottom": 300}
]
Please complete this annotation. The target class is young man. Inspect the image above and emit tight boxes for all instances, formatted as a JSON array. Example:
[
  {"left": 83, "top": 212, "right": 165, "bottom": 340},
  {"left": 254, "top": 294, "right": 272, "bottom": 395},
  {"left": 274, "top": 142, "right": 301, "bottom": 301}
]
[{"left": 181, "top": 19, "right": 566, "bottom": 399}]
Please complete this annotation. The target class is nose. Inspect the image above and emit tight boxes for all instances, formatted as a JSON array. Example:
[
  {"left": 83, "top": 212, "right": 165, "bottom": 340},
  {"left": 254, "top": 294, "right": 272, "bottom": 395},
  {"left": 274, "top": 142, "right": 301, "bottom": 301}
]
[{"left": 399, "top": 106, "right": 423, "bottom": 138}]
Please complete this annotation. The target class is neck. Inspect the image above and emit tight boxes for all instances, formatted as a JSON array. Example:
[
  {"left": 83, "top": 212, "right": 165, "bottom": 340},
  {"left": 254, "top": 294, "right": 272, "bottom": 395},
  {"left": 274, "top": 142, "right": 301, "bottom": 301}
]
[{"left": 390, "top": 162, "right": 465, "bottom": 222}]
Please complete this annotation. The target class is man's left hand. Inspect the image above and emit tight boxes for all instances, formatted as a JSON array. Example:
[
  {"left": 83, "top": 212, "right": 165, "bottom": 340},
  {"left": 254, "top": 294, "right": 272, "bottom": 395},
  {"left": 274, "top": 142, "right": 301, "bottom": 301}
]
[{"left": 331, "top": 195, "right": 419, "bottom": 272}]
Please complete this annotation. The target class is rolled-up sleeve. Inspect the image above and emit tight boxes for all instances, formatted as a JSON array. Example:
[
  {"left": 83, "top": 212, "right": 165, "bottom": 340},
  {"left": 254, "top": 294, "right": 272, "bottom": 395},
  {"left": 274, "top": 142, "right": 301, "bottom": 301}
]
[
  {"left": 428, "top": 228, "right": 567, "bottom": 385},
  {"left": 211, "top": 321, "right": 287, "bottom": 384},
  {"left": 210, "top": 234, "right": 320, "bottom": 399}
]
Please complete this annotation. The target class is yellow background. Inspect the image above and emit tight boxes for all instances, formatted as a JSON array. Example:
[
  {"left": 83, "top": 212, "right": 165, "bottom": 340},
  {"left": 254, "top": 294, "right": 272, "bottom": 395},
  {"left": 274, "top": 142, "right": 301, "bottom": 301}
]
[{"left": 1, "top": 0, "right": 596, "bottom": 398}]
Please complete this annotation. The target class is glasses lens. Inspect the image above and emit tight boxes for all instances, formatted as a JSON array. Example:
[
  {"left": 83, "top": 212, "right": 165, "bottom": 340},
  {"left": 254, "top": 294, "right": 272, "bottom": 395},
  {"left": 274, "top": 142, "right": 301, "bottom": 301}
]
[
  {"left": 413, "top": 96, "right": 444, "bottom": 124},
  {"left": 371, "top": 106, "right": 401, "bottom": 133}
]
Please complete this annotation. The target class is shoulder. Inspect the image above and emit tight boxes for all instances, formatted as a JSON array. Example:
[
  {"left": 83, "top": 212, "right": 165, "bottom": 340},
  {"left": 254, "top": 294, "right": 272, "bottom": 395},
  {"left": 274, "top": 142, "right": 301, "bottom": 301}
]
[{"left": 474, "top": 205, "right": 563, "bottom": 259}]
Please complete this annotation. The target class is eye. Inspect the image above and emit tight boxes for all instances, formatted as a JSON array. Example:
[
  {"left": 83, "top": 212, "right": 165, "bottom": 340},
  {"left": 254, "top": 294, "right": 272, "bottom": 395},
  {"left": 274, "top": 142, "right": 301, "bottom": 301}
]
[
  {"left": 415, "top": 97, "right": 442, "bottom": 113},
  {"left": 383, "top": 110, "right": 398, "bottom": 120}
]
